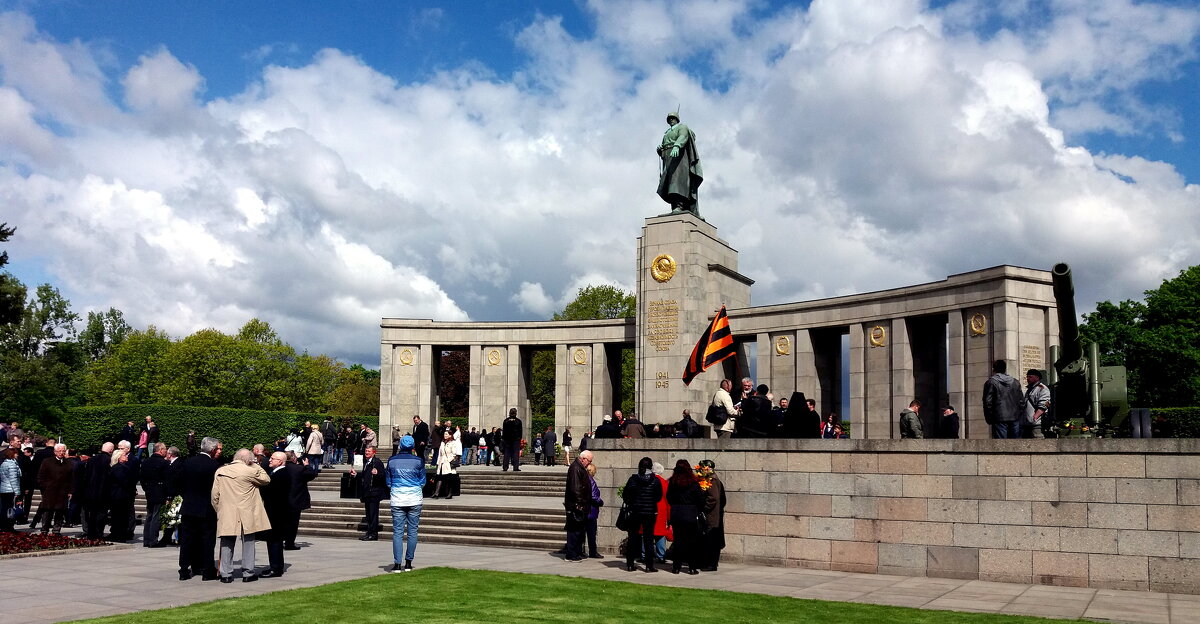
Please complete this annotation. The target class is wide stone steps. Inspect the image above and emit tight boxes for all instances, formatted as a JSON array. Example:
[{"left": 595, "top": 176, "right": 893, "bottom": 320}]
[
  {"left": 296, "top": 501, "right": 563, "bottom": 549},
  {"left": 306, "top": 470, "right": 566, "bottom": 498}
]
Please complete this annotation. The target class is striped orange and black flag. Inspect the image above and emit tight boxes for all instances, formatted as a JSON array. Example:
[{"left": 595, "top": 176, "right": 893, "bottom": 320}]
[{"left": 682, "top": 305, "right": 735, "bottom": 385}]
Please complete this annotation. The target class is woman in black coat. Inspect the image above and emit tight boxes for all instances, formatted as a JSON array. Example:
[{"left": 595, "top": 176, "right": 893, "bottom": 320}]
[
  {"left": 621, "top": 456, "right": 663, "bottom": 573},
  {"left": 666, "top": 458, "right": 705, "bottom": 575}
]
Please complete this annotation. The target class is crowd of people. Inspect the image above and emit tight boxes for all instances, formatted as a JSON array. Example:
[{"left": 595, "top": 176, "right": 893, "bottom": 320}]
[{"left": 559, "top": 449, "right": 727, "bottom": 575}]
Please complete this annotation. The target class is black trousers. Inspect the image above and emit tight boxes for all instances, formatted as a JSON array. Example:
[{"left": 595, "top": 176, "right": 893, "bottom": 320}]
[
  {"left": 263, "top": 529, "right": 284, "bottom": 573},
  {"left": 143, "top": 500, "right": 164, "bottom": 545},
  {"left": 179, "top": 514, "right": 217, "bottom": 575},
  {"left": 503, "top": 443, "right": 521, "bottom": 470},
  {"left": 363, "top": 499, "right": 380, "bottom": 535},
  {"left": 586, "top": 517, "right": 599, "bottom": 556},
  {"left": 670, "top": 522, "right": 700, "bottom": 571},
  {"left": 626, "top": 514, "right": 656, "bottom": 567},
  {"left": 83, "top": 503, "right": 108, "bottom": 539},
  {"left": 108, "top": 498, "right": 133, "bottom": 541},
  {"left": 283, "top": 510, "right": 301, "bottom": 546}
]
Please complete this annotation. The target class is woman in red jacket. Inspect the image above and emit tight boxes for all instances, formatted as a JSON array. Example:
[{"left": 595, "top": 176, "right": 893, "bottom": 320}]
[{"left": 639, "top": 461, "right": 671, "bottom": 565}]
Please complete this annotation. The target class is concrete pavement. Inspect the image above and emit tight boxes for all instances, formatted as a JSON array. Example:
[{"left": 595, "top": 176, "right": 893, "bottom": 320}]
[{"left": 2, "top": 528, "right": 1196, "bottom": 624}]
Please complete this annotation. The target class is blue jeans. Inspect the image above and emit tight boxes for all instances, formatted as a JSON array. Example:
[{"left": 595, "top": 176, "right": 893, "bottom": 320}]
[
  {"left": 993, "top": 421, "right": 1021, "bottom": 439},
  {"left": 391, "top": 504, "right": 422, "bottom": 563},
  {"left": 332, "top": 447, "right": 344, "bottom": 464}
]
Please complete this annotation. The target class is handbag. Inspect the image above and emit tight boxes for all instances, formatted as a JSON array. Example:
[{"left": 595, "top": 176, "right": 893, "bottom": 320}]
[
  {"left": 705, "top": 403, "right": 728, "bottom": 426},
  {"left": 615, "top": 504, "right": 633, "bottom": 532},
  {"left": 6, "top": 500, "right": 26, "bottom": 521},
  {"left": 696, "top": 512, "right": 710, "bottom": 536}
]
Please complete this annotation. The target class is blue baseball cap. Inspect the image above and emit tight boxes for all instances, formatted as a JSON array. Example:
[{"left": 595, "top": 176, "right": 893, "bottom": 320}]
[{"left": 400, "top": 435, "right": 415, "bottom": 450}]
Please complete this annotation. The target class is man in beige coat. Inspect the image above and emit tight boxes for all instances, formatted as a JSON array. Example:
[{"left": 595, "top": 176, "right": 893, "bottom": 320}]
[{"left": 211, "top": 448, "right": 272, "bottom": 583}]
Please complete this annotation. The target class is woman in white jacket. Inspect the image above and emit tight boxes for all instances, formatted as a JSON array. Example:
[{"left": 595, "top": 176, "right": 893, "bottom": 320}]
[{"left": 432, "top": 429, "right": 461, "bottom": 500}]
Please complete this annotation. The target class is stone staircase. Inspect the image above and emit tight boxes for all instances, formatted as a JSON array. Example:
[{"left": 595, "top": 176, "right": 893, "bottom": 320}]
[
  {"left": 297, "top": 500, "right": 563, "bottom": 550},
  {"left": 29, "top": 467, "right": 568, "bottom": 552},
  {"left": 307, "top": 466, "right": 566, "bottom": 498}
]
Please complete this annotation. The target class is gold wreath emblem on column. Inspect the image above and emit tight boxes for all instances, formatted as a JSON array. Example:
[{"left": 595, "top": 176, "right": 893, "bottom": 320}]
[
  {"left": 487, "top": 349, "right": 502, "bottom": 366},
  {"left": 869, "top": 325, "right": 887, "bottom": 347},
  {"left": 775, "top": 336, "right": 791, "bottom": 356},
  {"left": 650, "top": 253, "right": 677, "bottom": 283},
  {"left": 969, "top": 313, "right": 987, "bottom": 336},
  {"left": 573, "top": 348, "right": 587, "bottom": 365},
  {"left": 398, "top": 348, "right": 414, "bottom": 366}
]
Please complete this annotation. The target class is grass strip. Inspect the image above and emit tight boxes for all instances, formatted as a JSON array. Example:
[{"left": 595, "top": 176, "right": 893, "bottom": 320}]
[{"left": 73, "top": 567, "right": 1089, "bottom": 624}]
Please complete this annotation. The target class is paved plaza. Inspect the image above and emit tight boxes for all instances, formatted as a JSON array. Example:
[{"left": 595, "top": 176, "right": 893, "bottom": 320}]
[{"left": 2, "top": 526, "right": 1196, "bottom": 624}]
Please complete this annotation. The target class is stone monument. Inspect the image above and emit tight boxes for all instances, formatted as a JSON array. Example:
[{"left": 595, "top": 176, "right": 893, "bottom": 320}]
[{"left": 635, "top": 213, "right": 752, "bottom": 422}]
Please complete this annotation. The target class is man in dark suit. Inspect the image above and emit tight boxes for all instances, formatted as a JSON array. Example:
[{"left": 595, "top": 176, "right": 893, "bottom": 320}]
[
  {"left": 783, "top": 392, "right": 821, "bottom": 438},
  {"left": 79, "top": 442, "right": 114, "bottom": 539},
  {"left": 502, "top": 408, "right": 523, "bottom": 471},
  {"left": 351, "top": 446, "right": 388, "bottom": 541},
  {"left": 282, "top": 455, "right": 317, "bottom": 550},
  {"left": 140, "top": 443, "right": 171, "bottom": 547},
  {"left": 173, "top": 436, "right": 222, "bottom": 580},
  {"left": 411, "top": 416, "right": 430, "bottom": 465},
  {"left": 259, "top": 451, "right": 292, "bottom": 578},
  {"left": 27, "top": 438, "right": 56, "bottom": 528}
]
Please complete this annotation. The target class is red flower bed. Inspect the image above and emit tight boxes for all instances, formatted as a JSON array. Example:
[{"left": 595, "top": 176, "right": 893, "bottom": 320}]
[{"left": 0, "top": 531, "right": 110, "bottom": 555}]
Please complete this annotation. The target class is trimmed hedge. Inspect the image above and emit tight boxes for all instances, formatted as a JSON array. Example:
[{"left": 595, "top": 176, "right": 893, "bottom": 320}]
[
  {"left": 64, "top": 405, "right": 379, "bottom": 454},
  {"left": 1153, "top": 407, "right": 1200, "bottom": 438}
]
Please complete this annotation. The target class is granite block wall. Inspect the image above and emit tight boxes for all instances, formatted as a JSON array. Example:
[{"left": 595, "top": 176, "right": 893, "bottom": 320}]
[{"left": 590, "top": 438, "right": 1200, "bottom": 593}]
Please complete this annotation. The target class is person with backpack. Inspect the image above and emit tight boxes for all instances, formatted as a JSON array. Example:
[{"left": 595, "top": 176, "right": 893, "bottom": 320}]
[
  {"left": 320, "top": 417, "right": 338, "bottom": 467},
  {"left": 675, "top": 409, "right": 700, "bottom": 438}
]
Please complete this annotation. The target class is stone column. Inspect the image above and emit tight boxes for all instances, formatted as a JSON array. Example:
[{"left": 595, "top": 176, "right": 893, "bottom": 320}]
[
  {"left": 591, "top": 342, "right": 613, "bottom": 432},
  {"left": 378, "top": 343, "right": 394, "bottom": 432},
  {"left": 864, "top": 321, "right": 892, "bottom": 439},
  {"left": 947, "top": 310, "right": 966, "bottom": 438},
  {"left": 965, "top": 306, "right": 993, "bottom": 439},
  {"left": 479, "top": 346, "right": 510, "bottom": 430},
  {"left": 636, "top": 213, "right": 752, "bottom": 423},
  {"left": 890, "top": 318, "right": 914, "bottom": 439},
  {"left": 794, "top": 330, "right": 817, "bottom": 400},
  {"left": 766, "top": 331, "right": 797, "bottom": 399},
  {"left": 562, "top": 344, "right": 594, "bottom": 433},
  {"left": 554, "top": 344, "right": 568, "bottom": 429},
  {"left": 467, "top": 345, "right": 482, "bottom": 429},
  {"left": 848, "top": 324, "right": 865, "bottom": 439},
  {"left": 506, "top": 344, "right": 529, "bottom": 432},
  {"left": 993, "top": 301, "right": 1020, "bottom": 375}
]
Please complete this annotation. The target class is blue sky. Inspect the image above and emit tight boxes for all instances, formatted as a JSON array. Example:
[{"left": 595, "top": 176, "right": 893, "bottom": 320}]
[{"left": 2, "top": 0, "right": 1198, "bottom": 365}]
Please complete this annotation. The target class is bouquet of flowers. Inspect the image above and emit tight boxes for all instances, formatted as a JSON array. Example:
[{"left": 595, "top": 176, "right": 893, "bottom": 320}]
[
  {"left": 695, "top": 463, "right": 714, "bottom": 490},
  {"left": 160, "top": 495, "right": 183, "bottom": 529}
]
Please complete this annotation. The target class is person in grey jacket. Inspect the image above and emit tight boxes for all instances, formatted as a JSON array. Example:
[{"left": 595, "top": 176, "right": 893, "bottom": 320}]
[
  {"left": 1024, "top": 369, "right": 1051, "bottom": 439},
  {"left": 983, "top": 360, "right": 1024, "bottom": 439},
  {"left": 899, "top": 400, "right": 923, "bottom": 438}
]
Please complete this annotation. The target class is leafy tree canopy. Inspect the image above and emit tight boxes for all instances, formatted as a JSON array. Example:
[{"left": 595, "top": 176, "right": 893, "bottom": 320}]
[
  {"left": 553, "top": 285, "right": 635, "bottom": 320},
  {"left": 1080, "top": 265, "right": 1200, "bottom": 407}
]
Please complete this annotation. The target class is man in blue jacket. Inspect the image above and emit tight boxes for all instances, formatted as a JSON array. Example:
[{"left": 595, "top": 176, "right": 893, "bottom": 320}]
[{"left": 386, "top": 435, "right": 426, "bottom": 573}]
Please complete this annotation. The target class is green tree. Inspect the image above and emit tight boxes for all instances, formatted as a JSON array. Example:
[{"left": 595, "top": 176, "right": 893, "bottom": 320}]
[
  {"left": 84, "top": 326, "right": 172, "bottom": 405},
  {"left": 1080, "top": 265, "right": 1200, "bottom": 407},
  {"left": 291, "top": 353, "right": 342, "bottom": 413},
  {"left": 1137, "top": 266, "right": 1200, "bottom": 407},
  {"left": 553, "top": 285, "right": 636, "bottom": 321},
  {"left": 531, "top": 285, "right": 638, "bottom": 418},
  {"left": 330, "top": 365, "right": 380, "bottom": 417},
  {"left": 79, "top": 307, "right": 131, "bottom": 361},
  {"left": 0, "top": 224, "right": 21, "bottom": 326},
  {"left": 0, "top": 279, "right": 84, "bottom": 432}
]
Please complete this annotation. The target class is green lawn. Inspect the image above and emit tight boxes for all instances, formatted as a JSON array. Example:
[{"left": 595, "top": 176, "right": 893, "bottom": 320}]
[{"left": 74, "top": 568, "right": 1087, "bottom": 624}]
